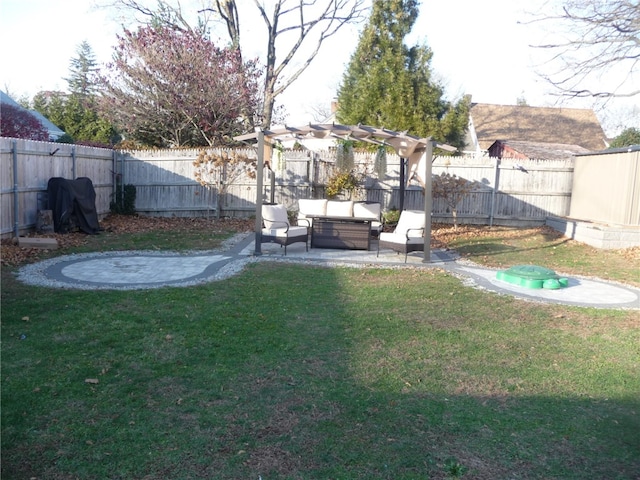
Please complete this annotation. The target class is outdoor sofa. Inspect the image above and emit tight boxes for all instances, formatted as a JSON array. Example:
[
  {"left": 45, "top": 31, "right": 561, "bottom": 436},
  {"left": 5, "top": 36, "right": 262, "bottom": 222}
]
[{"left": 297, "top": 199, "right": 383, "bottom": 236}]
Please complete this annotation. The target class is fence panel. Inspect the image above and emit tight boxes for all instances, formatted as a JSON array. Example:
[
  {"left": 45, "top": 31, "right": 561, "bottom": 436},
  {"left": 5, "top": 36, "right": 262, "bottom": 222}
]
[
  {"left": 1, "top": 138, "right": 113, "bottom": 237},
  {"left": 2, "top": 142, "right": 577, "bottom": 238},
  {"left": 118, "top": 148, "right": 262, "bottom": 217}
]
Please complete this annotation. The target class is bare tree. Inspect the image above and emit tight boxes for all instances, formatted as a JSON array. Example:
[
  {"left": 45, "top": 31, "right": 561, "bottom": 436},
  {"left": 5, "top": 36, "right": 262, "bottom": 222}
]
[
  {"left": 214, "top": 0, "right": 240, "bottom": 48},
  {"left": 528, "top": 0, "right": 640, "bottom": 99},
  {"left": 308, "top": 101, "right": 334, "bottom": 122},
  {"left": 432, "top": 173, "right": 478, "bottom": 230},
  {"left": 102, "top": 0, "right": 214, "bottom": 35},
  {"left": 102, "top": 0, "right": 367, "bottom": 128},
  {"left": 248, "top": 0, "right": 367, "bottom": 128}
]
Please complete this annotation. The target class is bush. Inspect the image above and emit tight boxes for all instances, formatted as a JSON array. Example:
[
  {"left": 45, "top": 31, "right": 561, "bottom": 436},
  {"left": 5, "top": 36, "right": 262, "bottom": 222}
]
[
  {"left": 55, "top": 133, "right": 75, "bottom": 144},
  {"left": 110, "top": 183, "right": 136, "bottom": 215},
  {"left": 326, "top": 170, "right": 360, "bottom": 199},
  {"left": 382, "top": 208, "right": 400, "bottom": 225}
]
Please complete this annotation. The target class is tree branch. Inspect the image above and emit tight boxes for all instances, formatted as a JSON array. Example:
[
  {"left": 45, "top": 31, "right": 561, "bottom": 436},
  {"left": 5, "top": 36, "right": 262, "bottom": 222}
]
[{"left": 530, "top": 0, "right": 639, "bottom": 98}]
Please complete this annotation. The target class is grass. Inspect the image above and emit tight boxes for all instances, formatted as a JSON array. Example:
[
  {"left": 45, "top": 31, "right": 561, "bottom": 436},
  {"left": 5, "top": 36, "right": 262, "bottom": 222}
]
[
  {"left": 64, "top": 221, "right": 244, "bottom": 254},
  {"left": 2, "top": 222, "right": 639, "bottom": 479},
  {"left": 443, "top": 225, "right": 640, "bottom": 287}
]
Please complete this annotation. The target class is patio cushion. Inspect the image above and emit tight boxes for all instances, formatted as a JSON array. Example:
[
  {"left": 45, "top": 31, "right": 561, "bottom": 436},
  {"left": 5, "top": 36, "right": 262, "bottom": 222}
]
[
  {"left": 262, "top": 225, "right": 307, "bottom": 238},
  {"left": 353, "top": 202, "right": 380, "bottom": 220},
  {"left": 262, "top": 204, "right": 289, "bottom": 230},
  {"left": 326, "top": 200, "right": 353, "bottom": 217},
  {"left": 298, "top": 199, "right": 327, "bottom": 216},
  {"left": 354, "top": 202, "right": 382, "bottom": 232},
  {"left": 379, "top": 232, "right": 424, "bottom": 245},
  {"left": 394, "top": 210, "right": 425, "bottom": 237}
]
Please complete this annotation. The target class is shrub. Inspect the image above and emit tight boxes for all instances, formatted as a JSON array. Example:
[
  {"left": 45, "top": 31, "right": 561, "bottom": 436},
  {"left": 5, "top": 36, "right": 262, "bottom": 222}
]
[
  {"left": 110, "top": 183, "right": 136, "bottom": 215},
  {"left": 326, "top": 170, "right": 360, "bottom": 199}
]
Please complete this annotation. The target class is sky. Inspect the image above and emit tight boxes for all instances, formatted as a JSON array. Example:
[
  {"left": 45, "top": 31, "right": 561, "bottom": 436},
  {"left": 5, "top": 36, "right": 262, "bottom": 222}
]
[{"left": 1, "top": 0, "right": 637, "bottom": 136}]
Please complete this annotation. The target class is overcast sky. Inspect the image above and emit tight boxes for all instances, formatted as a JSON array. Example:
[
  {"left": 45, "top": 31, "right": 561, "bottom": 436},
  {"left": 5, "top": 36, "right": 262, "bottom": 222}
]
[{"left": 1, "top": 0, "right": 637, "bottom": 135}]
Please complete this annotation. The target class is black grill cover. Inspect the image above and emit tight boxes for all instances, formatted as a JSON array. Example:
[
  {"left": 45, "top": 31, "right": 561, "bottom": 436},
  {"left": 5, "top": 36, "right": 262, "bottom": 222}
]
[{"left": 47, "top": 177, "right": 100, "bottom": 234}]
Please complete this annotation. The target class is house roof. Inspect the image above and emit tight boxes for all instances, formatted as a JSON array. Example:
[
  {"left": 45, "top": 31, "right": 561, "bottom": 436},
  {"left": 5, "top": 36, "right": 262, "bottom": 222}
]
[
  {"left": 489, "top": 140, "right": 592, "bottom": 160},
  {"left": 469, "top": 103, "right": 607, "bottom": 152},
  {"left": 0, "top": 91, "right": 20, "bottom": 107}
]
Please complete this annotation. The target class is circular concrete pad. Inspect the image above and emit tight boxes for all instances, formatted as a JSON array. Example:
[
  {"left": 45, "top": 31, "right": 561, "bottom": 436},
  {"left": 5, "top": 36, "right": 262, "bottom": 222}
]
[
  {"left": 458, "top": 265, "right": 640, "bottom": 309},
  {"left": 17, "top": 251, "right": 240, "bottom": 290},
  {"left": 15, "top": 241, "right": 640, "bottom": 309}
]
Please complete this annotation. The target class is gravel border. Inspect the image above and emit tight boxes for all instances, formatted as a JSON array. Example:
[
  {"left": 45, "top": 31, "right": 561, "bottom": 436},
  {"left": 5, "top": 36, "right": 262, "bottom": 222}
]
[
  {"left": 15, "top": 233, "right": 257, "bottom": 290},
  {"left": 13, "top": 233, "right": 640, "bottom": 310}
]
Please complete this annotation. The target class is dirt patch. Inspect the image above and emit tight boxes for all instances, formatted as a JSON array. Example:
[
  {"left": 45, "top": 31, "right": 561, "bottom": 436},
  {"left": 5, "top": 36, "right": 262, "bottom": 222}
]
[{"left": 245, "top": 445, "right": 302, "bottom": 476}]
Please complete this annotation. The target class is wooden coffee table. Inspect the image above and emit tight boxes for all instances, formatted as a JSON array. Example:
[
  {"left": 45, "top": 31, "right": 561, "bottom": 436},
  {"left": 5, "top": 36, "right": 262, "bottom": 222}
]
[{"left": 310, "top": 216, "right": 372, "bottom": 250}]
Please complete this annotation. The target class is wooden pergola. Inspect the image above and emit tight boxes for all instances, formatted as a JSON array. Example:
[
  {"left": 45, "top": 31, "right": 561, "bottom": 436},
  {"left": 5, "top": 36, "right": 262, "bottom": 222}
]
[{"left": 234, "top": 124, "right": 455, "bottom": 262}]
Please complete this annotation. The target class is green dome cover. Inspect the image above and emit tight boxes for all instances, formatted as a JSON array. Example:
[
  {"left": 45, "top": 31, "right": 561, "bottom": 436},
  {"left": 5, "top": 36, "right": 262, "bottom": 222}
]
[{"left": 496, "top": 265, "right": 569, "bottom": 289}]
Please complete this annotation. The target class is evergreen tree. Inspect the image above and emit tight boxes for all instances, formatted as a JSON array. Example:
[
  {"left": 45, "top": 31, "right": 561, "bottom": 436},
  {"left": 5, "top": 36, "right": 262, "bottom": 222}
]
[
  {"left": 32, "top": 42, "right": 120, "bottom": 146},
  {"left": 65, "top": 41, "right": 98, "bottom": 102},
  {"left": 609, "top": 127, "right": 640, "bottom": 148},
  {"left": 336, "top": 0, "right": 468, "bottom": 148}
]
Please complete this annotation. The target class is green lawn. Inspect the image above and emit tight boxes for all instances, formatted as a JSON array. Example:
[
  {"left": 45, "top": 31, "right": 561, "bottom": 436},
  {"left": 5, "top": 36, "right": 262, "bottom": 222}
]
[
  {"left": 2, "top": 222, "right": 639, "bottom": 479},
  {"left": 443, "top": 225, "right": 640, "bottom": 287}
]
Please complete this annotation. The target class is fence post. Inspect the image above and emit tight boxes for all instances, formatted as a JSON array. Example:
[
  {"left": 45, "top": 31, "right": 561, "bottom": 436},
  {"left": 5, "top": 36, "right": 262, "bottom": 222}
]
[
  {"left": 12, "top": 140, "right": 19, "bottom": 238},
  {"left": 112, "top": 150, "right": 117, "bottom": 209},
  {"left": 489, "top": 157, "right": 500, "bottom": 227},
  {"left": 71, "top": 145, "right": 77, "bottom": 179},
  {"left": 423, "top": 141, "right": 433, "bottom": 263},
  {"left": 254, "top": 131, "right": 265, "bottom": 255}
]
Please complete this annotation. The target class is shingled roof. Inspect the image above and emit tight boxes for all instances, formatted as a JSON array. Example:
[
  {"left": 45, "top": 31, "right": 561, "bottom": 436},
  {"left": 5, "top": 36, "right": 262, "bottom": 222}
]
[
  {"left": 488, "top": 140, "right": 592, "bottom": 160},
  {"left": 468, "top": 103, "right": 607, "bottom": 152}
]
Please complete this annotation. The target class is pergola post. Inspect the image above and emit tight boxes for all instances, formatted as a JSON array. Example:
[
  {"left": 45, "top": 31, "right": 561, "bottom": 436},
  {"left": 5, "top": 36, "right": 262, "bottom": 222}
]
[
  {"left": 270, "top": 168, "right": 276, "bottom": 204},
  {"left": 423, "top": 139, "right": 433, "bottom": 263},
  {"left": 399, "top": 157, "right": 406, "bottom": 212},
  {"left": 253, "top": 130, "right": 265, "bottom": 255}
]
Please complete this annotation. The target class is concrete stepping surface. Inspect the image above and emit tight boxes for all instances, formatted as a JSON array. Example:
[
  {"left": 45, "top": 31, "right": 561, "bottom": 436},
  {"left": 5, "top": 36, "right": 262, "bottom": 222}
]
[{"left": 15, "top": 233, "right": 640, "bottom": 309}]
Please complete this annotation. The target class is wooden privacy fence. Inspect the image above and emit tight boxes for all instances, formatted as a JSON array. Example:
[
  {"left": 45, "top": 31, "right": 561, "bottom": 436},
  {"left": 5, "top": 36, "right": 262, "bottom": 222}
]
[
  {"left": 1, "top": 139, "right": 574, "bottom": 239},
  {"left": 118, "top": 148, "right": 574, "bottom": 227},
  {"left": 0, "top": 138, "right": 114, "bottom": 238}
]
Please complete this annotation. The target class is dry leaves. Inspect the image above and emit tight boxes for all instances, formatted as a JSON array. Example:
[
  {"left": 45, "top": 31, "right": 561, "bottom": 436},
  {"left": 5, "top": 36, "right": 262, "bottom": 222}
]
[
  {"left": 1, "top": 214, "right": 253, "bottom": 267},
  {"left": 3, "top": 216, "right": 637, "bottom": 267}
]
